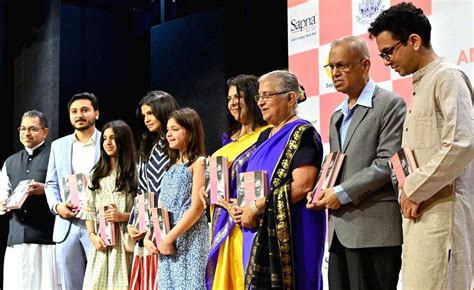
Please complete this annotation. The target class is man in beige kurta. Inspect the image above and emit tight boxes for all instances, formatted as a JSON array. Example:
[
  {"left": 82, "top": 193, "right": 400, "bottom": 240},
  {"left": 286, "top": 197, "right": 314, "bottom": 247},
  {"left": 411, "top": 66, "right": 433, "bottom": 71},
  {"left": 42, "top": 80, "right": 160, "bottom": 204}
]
[{"left": 369, "top": 2, "right": 474, "bottom": 290}]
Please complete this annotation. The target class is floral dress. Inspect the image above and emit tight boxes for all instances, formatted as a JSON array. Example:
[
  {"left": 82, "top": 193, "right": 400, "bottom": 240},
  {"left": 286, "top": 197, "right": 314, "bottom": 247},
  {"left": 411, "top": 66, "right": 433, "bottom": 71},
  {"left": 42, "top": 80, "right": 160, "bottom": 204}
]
[
  {"left": 79, "top": 171, "right": 134, "bottom": 290},
  {"left": 158, "top": 163, "right": 209, "bottom": 289}
]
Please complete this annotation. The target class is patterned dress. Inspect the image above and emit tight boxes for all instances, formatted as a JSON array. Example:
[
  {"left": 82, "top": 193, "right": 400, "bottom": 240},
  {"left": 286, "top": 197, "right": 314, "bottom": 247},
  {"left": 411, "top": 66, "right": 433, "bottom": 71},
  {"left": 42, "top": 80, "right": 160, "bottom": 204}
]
[
  {"left": 79, "top": 171, "right": 134, "bottom": 290},
  {"left": 158, "top": 163, "right": 209, "bottom": 289}
]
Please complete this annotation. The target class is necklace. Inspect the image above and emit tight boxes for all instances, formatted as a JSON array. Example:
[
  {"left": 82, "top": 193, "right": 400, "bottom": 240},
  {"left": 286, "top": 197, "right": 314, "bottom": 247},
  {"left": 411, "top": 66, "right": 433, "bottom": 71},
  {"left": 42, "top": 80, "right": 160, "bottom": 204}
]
[
  {"left": 269, "top": 115, "right": 298, "bottom": 137},
  {"left": 232, "top": 125, "right": 253, "bottom": 142}
]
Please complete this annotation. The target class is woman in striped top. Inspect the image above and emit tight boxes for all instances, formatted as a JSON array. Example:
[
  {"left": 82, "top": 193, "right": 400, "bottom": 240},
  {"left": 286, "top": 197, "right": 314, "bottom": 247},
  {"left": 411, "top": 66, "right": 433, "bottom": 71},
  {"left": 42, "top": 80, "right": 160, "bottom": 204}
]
[{"left": 128, "top": 91, "right": 180, "bottom": 290}]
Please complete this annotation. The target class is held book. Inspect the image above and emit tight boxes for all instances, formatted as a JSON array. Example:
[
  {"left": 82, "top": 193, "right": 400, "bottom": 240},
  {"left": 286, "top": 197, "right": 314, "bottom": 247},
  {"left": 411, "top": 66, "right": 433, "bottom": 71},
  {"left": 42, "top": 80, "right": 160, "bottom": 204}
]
[
  {"left": 237, "top": 171, "right": 268, "bottom": 207},
  {"left": 388, "top": 148, "right": 418, "bottom": 191},
  {"left": 311, "top": 152, "right": 346, "bottom": 204},
  {"left": 148, "top": 191, "right": 156, "bottom": 209},
  {"left": 151, "top": 207, "right": 171, "bottom": 248},
  {"left": 97, "top": 205, "right": 117, "bottom": 246},
  {"left": 128, "top": 192, "right": 155, "bottom": 233},
  {"left": 62, "top": 173, "right": 88, "bottom": 212},
  {"left": 205, "top": 156, "right": 230, "bottom": 205},
  {"left": 5, "top": 179, "right": 35, "bottom": 210}
]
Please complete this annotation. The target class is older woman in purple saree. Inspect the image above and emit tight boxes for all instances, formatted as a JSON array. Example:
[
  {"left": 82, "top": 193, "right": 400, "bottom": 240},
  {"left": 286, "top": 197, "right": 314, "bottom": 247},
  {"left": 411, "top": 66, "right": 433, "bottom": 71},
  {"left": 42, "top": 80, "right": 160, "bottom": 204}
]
[{"left": 237, "top": 70, "right": 326, "bottom": 290}]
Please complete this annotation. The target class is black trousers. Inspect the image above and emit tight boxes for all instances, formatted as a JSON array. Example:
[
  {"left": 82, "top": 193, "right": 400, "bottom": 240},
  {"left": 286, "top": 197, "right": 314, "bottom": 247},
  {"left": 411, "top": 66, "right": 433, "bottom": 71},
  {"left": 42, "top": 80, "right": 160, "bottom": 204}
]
[{"left": 328, "top": 233, "right": 402, "bottom": 290}]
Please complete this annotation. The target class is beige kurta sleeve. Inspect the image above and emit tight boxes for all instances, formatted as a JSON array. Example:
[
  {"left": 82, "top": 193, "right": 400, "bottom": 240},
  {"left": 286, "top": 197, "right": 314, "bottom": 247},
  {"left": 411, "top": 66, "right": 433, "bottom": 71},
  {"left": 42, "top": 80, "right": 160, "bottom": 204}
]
[{"left": 404, "top": 68, "right": 474, "bottom": 203}]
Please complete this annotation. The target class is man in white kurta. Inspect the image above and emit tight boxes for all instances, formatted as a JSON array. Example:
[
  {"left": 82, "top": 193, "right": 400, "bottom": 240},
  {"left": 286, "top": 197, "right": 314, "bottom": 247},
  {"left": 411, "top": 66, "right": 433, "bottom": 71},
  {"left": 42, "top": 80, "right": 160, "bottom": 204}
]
[
  {"left": 369, "top": 2, "right": 474, "bottom": 289},
  {"left": 0, "top": 110, "right": 60, "bottom": 290}
]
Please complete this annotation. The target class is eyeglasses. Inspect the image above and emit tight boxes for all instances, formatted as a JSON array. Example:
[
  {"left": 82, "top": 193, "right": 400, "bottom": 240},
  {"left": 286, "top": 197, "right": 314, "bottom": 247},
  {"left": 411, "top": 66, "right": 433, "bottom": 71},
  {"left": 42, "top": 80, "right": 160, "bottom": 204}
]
[
  {"left": 323, "top": 59, "right": 364, "bottom": 72},
  {"left": 254, "top": 91, "right": 290, "bottom": 102},
  {"left": 379, "top": 41, "right": 403, "bottom": 61},
  {"left": 18, "top": 126, "right": 44, "bottom": 133}
]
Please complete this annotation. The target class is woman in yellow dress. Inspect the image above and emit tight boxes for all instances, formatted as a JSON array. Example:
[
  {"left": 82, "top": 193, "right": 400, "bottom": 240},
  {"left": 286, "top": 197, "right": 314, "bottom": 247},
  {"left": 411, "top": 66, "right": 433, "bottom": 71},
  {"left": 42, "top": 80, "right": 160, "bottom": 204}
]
[{"left": 205, "top": 74, "right": 269, "bottom": 290}]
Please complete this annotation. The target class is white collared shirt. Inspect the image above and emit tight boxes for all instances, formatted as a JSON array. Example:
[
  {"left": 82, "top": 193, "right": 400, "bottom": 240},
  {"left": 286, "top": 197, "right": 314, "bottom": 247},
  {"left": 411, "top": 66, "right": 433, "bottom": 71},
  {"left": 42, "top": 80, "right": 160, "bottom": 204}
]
[
  {"left": 0, "top": 163, "right": 10, "bottom": 201},
  {"left": 0, "top": 142, "right": 46, "bottom": 201},
  {"left": 72, "top": 129, "right": 98, "bottom": 174},
  {"left": 24, "top": 141, "right": 45, "bottom": 156}
]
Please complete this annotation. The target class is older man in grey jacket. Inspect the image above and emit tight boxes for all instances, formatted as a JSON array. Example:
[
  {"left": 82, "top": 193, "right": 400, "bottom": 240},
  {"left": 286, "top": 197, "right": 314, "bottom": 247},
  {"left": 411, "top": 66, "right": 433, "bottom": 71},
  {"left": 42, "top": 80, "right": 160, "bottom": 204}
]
[{"left": 308, "top": 36, "right": 406, "bottom": 290}]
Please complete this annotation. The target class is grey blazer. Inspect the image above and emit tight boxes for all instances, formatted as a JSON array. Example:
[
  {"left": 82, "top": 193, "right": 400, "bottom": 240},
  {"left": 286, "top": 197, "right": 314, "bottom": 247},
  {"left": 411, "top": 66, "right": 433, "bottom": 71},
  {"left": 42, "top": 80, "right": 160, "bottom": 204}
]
[
  {"left": 45, "top": 130, "right": 101, "bottom": 242},
  {"left": 328, "top": 85, "right": 406, "bottom": 249}
]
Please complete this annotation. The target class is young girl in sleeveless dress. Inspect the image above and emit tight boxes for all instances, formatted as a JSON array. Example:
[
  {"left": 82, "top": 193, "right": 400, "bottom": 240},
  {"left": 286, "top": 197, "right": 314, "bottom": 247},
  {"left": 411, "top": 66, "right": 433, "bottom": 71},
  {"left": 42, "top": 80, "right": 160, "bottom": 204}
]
[{"left": 145, "top": 108, "right": 209, "bottom": 289}]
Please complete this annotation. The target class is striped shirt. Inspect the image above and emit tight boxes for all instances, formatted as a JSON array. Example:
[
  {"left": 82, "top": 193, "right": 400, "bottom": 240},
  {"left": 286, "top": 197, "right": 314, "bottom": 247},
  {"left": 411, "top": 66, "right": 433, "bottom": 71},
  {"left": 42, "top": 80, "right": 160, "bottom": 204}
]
[{"left": 138, "top": 140, "right": 169, "bottom": 198}]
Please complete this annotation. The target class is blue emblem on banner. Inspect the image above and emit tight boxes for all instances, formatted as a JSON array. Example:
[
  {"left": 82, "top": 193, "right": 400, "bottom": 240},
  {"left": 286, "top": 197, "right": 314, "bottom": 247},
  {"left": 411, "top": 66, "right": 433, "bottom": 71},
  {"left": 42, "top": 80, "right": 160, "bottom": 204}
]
[{"left": 356, "top": 0, "right": 384, "bottom": 24}]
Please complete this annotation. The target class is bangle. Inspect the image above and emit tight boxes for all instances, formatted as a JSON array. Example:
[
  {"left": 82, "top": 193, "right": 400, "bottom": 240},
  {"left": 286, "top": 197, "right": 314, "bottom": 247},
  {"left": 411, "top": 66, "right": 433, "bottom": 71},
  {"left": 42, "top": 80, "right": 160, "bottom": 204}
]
[
  {"left": 250, "top": 200, "right": 259, "bottom": 214},
  {"left": 54, "top": 203, "right": 59, "bottom": 215},
  {"left": 228, "top": 204, "right": 236, "bottom": 212}
]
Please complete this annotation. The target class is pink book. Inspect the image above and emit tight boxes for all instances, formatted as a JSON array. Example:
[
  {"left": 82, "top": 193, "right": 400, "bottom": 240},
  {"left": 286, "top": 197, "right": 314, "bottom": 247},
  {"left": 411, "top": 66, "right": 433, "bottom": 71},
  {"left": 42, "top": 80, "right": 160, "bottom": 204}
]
[
  {"left": 206, "top": 156, "right": 230, "bottom": 205},
  {"left": 5, "top": 179, "right": 34, "bottom": 210},
  {"left": 151, "top": 208, "right": 161, "bottom": 248},
  {"left": 137, "top": 193, "right": 147, "bottom": 233},
  {"left": 129, "top": 192, "right": 153, "bottom": 232},
  {"left": 98, "top": 205, "right": 117, "bottom": 246},
  {"left": 403, "top": 148, "right": 417, "bottom": 174},
  {"left": 148, "top": 192, "right": 156, "bottom": 209},
  {"left": 311, "top": 152, "right": 346, "bottom": 204},
  {"left": 389, "top": 148, "right": 418, "bottom": 190},
  {"left": 69, "top": 176, "right": 80, "bottom": 211},
  {"left": 151, "top": 207, "right": 171, "bottom": 248},
  {"left": 63, "top": 173, "right": 87, "bottom": 212},
  {"left": 327, "top": 153, "right": 346, "bottom": 188},
  {"left": 237, "top": 171, "right": 268, "bottom": 207},
  {"left": 390, "top": 152, "right": 406, "bottom": 188}
]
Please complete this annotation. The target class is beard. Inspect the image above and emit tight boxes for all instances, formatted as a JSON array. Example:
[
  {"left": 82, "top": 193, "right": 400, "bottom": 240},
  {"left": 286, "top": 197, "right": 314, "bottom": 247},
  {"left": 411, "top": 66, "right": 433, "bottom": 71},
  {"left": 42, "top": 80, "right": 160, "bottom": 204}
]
[{"left": 72, "top": 119, "right": 95, "bottom": 131}]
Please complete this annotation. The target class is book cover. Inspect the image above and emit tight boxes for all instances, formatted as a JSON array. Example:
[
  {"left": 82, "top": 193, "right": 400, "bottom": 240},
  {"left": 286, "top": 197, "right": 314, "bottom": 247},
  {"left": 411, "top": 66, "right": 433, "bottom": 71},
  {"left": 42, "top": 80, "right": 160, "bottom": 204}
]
[
  {"left": 129, "top": 192, "right": 153, "bottom": 233},
  {"left": 151, "top": 207, "right": 171, "bottom": 248},
  {"left": 5, "top": 179, "right": 35, "bottom": 210},
  {"left": 137, "top": 193, "right": 147, "bottom": 233},
  {"left": 237, "top": 171, "right": 268, "bottom": 207},
  {"left": 326, "top": 152, "right": 346, "bottom": 190},
  {"left": 389, "top": 148, "right": 418, "bottom": 191},
  {"left": 204, "top": 160, "right": 211, "bottom": 205},
  {"left": 311, "top": 152, "right": 346, "bottom": 204},
  {"left": 97, "top": 205, "right": 117, "bottom": 246},
  {"left": 205, "top": 156, "right": 230, "bottom": 205},
  {"left": 62, "top": 173, "right": 87, "bottom": 212},
  {"left": 148, "top": 192, "right": 156, "bottom": 209}
]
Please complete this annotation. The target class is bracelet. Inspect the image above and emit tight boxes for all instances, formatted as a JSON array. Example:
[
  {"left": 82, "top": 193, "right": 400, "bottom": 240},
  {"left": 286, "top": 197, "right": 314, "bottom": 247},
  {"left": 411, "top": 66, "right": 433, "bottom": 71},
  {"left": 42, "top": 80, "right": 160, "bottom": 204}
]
[
  {"left": 250, "top": 200, "right": 259, "bottom": 214},
  {"left": 228, "top": 204, "right": 236, "bottom": 212},
  {"left": 88, "top": 232, "right": 96, "bottom": 238},
  {"left": 54, "top": 203, "right": 59, "bottom": 215}
]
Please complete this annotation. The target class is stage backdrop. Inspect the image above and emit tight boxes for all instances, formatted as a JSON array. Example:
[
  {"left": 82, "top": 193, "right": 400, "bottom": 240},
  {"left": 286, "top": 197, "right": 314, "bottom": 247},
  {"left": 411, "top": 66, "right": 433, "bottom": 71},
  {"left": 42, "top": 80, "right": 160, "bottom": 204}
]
[
  {"left": 290, "top": 0, "right": 474, "bottom": 147},
  {"left": 288, "top": 0, "right": 473, "bottom": 288}
]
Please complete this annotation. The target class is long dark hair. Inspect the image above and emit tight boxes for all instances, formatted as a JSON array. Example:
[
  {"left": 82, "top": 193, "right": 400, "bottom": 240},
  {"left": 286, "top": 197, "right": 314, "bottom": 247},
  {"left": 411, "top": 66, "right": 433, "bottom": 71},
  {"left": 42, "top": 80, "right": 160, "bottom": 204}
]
[
  {"left": 167, "top": 108, "right": 205, "bottom": 168},
  {"left": 226, "top": 74, "right": 266, "bottom": 137},
  {"left": 136, "top": 91, "right": 180, "bottom": 161},
  {"left": 90, "top": 120, "right": 138, "bottom": 194}
]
